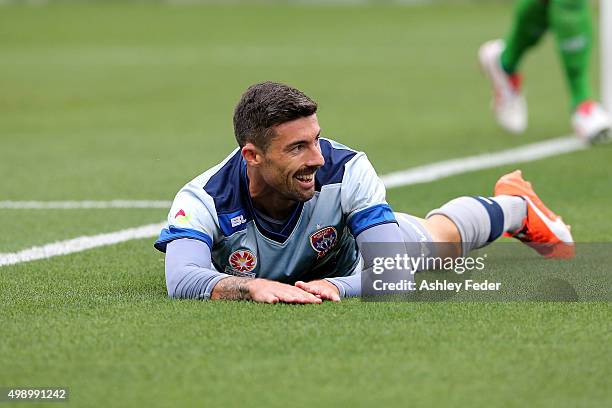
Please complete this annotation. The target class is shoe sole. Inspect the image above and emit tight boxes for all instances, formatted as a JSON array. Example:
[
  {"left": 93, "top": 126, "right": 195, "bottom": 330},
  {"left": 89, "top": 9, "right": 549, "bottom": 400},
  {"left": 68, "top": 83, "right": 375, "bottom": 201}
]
[{"left": 587, "top": 128, "right": 612, "bottom": 145}]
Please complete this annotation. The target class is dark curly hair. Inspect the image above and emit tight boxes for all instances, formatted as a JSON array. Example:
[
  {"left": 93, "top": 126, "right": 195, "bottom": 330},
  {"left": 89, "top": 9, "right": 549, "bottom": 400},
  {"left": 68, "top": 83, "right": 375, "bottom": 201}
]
[{"left": 233, "top": 81, "right": 318, "bottom": 151}]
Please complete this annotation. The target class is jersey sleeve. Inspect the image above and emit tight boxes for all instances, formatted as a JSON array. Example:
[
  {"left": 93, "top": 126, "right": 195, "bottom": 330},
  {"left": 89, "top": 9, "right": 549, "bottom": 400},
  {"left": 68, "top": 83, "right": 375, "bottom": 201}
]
[
  {"left": 340, "top": 153, "right": 397, "bottom": 237},
  {"left": 154, "top": 182, "right": 219, "bottom": 252}
]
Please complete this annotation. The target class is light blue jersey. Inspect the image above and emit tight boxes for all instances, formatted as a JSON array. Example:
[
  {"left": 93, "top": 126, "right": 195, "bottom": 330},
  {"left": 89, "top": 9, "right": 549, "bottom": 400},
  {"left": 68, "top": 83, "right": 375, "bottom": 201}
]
[{"left": 154, "top": 138, "right": 397, "bottom": 284}]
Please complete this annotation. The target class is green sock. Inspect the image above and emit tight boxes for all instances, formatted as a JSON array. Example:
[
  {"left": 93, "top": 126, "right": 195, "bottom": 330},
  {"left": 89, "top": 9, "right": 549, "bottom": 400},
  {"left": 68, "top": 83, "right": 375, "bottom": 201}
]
[
  {"left": 501, "top": 0, "right": 549, "bottom": 74},
  {"left": 549, "top": 0, "right": 592, "bottom": 110}
]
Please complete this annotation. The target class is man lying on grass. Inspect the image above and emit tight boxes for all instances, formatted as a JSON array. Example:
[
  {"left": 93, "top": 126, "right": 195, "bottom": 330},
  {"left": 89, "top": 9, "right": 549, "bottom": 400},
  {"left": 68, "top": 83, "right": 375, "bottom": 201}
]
[{"left": 154, "top": 81, "right": 573, "bottom": 303}]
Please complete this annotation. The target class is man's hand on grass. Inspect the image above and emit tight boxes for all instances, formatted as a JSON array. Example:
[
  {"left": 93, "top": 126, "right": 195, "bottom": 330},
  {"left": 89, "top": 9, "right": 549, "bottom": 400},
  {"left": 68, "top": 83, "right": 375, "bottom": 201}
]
[
  {"left": 249, "top": 279, "right": 323, "bottom": 304},
  {"left": 295, "top": 280, "right": 341, "bottom": 302},
  {"left": 211, "top": 277, "right": 322, "bottom": 304}
]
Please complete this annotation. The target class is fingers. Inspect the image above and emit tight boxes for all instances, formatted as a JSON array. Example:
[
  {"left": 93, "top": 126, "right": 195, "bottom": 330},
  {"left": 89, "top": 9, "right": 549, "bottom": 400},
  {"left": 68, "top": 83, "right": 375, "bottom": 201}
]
[
  {"left": 295, "top": 280, "right": 340, "bottom": 302},
  {"left": 276, "top": 288, "right": 322, "bottom": 304},
  {"left": 250, "top": 280, "right": 324, "bottom": 304},
  {"left": 321, "top": 286, "right": 340, "bottom": 302},
  {"left": 251, "top": 290, "right": 279, "bottom": 304},
  {"left": 262, "top": 294, "right": 280, "bottom": 304},
  {"left": 249, "top": 279, "right": 320, "bottom": 304},
  {"left": 327, "top": 291, "right": 341, "bottom": 302},
  {"left": 276, "top": 284, "right": 321, "bottom": 304},
  {"left": 295, "top": 280, "right": 318, "bottom": 294}
]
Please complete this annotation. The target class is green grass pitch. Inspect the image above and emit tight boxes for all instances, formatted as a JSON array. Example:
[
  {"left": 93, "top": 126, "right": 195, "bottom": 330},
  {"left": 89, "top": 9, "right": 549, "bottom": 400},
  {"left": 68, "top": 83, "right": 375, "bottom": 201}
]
[{"left": 1, "top": 1, "right": 610, "bottom": 406}]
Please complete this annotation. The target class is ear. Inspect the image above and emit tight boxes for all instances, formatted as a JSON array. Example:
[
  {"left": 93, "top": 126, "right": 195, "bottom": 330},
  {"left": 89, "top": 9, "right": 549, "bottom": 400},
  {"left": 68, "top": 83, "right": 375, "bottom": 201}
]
[{"left": 241, "top": 143, "right": 263, "bottom": 167}]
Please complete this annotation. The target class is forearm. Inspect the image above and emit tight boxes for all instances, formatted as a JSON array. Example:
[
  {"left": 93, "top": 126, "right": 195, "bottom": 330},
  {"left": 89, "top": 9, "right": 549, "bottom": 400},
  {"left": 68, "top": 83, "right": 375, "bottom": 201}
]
[
  {"left": 210, "top": 276, "right": 254, "bottom": 300},
  {"left": 165, "top": 239, "right": 229, "bottom": 300},
  {"left": 167, "top": 266, "right": 229, "bottom": 300}
]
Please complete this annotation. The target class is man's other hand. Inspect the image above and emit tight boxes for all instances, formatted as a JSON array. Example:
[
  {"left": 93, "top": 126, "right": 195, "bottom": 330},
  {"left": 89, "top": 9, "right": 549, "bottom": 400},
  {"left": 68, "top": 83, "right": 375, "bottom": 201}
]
[
  {"left": 295, "top": 280, "right": 341, "bottom": 302},
  {"left": 248, "top": 279, "right": 322, "bottom": 304}
]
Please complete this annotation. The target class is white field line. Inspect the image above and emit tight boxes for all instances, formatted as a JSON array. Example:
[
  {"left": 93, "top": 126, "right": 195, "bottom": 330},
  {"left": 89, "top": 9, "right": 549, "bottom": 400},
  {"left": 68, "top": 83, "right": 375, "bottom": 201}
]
[
  {"left": 380, "top": 135, "right": 586, "bottom": 188},
  {"left": 0, "top": 135, "right": 586, "bottom": 267},
  {"left": 0, "top": 222, "right": 166, "bottom": 267}
]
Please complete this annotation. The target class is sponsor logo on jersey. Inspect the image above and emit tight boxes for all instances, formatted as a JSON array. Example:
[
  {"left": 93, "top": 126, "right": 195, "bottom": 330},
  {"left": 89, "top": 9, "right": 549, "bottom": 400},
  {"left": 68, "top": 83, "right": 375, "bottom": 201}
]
[
  {"left": 174, "top": 209, "right": 190, "bottom": 225},
  {"left": 230, "top": 214, "right": 247, "bottom": 227},
  {"left": 310, "top": 226, "right": 338, "bottom": 258},
  {"left": 228, "top": 249, "right": 257, "bottom": 275}
]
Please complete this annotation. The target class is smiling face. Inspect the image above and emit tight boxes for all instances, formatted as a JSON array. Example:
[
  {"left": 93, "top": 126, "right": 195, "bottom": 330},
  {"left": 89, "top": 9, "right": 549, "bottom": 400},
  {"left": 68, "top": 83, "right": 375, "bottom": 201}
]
[{"left": 243, "top": 113, "right": 325, "bottom": 208}]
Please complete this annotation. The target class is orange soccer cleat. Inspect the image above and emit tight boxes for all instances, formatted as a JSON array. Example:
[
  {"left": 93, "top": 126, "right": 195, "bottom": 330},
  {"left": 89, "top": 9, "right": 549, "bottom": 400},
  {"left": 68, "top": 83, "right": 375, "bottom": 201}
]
[{"left": 494, "top": 170, "right": 574, "bottom": 258}]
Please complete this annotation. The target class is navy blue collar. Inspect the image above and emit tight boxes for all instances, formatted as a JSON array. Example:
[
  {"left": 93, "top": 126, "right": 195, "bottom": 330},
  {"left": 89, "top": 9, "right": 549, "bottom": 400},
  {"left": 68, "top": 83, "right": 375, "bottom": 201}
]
[{"left": 240, "top": 160, "right": 305, "bottom": 244}]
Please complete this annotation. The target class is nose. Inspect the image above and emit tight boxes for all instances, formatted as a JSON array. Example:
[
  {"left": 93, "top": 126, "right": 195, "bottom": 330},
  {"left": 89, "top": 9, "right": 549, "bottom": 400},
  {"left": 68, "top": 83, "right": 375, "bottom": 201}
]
[{"left": 307, "top": 142, "right": 325, "bottom": 168}]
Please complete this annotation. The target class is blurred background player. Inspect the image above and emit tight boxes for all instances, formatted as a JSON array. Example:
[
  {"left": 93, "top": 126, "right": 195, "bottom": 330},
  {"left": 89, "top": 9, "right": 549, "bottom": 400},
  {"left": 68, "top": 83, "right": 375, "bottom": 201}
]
[{"left": 479, "top": 0, "right": 611, "bottom": 143}]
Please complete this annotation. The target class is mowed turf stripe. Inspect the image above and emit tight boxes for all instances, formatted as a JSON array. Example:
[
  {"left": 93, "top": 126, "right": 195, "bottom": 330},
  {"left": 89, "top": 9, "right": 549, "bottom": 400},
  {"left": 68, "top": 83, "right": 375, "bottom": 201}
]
[
  {"left": 0, "top": 222, "right": 166, "bottom": 267},
  {"left": 0, "top": 135, "right": 586, "bottom": 267},
  {"left": 0, "top": 200, "right": 172, "bottom": 209},
  {"left": 0, "top": 135, "right": 586, "bottom": 212}
]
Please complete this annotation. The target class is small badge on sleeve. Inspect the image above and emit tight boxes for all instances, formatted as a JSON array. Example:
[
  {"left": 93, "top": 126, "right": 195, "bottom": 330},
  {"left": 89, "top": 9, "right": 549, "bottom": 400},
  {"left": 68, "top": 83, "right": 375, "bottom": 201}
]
[{"left": 174, "top": 209, "right": 191, "bottom": 225}]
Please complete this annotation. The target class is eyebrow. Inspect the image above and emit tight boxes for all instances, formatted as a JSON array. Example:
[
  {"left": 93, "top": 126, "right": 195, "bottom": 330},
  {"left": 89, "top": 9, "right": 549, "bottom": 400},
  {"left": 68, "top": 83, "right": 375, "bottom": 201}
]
[{"left": 285, "top": 130, "right": 321, "bottom": 150}]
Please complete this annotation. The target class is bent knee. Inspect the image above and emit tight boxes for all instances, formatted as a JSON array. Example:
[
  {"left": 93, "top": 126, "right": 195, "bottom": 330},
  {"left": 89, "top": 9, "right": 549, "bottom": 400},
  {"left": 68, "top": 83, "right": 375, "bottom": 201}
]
[{"left": 420, "top": 215, "right": 461, "bottom": 243}]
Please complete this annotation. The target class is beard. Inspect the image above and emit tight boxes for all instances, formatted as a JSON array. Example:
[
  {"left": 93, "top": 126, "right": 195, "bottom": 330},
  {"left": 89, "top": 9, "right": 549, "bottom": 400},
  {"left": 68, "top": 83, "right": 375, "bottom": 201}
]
[{"left": 288, "top": 183, "right": 316, "bottom": 202}]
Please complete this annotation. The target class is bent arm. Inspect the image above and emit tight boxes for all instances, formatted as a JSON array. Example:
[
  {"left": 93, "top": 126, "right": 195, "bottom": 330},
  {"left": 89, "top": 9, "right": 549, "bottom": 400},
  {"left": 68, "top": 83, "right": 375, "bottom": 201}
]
[
  {"left": 165, "top": 239, "right": 320, "bottom": 303},
  {"left": 326, "top": 222, "right": 408, "bottom": 297}
]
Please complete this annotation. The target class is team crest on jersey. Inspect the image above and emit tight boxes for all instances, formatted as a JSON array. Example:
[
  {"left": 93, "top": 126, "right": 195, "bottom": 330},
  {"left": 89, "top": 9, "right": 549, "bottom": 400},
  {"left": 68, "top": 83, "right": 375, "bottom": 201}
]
[
  {"left": 227, "top": 249, "right": 257, "bottom": 276},
  {"left": 310, "top": 226, "right": 338, "bottom": 258}
]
